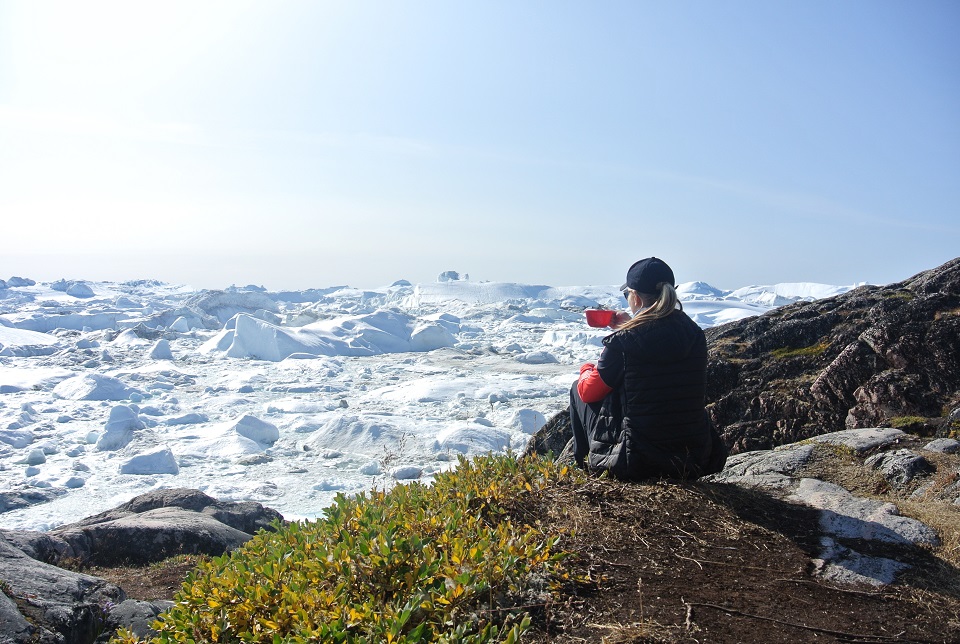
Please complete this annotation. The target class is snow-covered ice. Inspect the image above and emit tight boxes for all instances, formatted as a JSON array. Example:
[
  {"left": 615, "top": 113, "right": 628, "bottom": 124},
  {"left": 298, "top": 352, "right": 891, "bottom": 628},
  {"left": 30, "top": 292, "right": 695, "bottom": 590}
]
[{"left": 0, "top": 274, "right": 860, "bottom": 530}]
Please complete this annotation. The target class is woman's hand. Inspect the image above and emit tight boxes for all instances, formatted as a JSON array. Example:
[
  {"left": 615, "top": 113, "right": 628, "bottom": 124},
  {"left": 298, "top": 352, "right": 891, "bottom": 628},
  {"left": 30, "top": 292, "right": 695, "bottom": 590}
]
[{"left": 608, "top": 311, "right": 632, "bottom": 329}]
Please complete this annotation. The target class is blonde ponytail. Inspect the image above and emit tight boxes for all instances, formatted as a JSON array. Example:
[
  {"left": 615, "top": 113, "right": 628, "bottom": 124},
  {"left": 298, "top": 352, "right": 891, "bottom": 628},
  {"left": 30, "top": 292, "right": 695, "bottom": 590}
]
[{"left": 617, "top": 282, "right": 681, "bottom": 332}]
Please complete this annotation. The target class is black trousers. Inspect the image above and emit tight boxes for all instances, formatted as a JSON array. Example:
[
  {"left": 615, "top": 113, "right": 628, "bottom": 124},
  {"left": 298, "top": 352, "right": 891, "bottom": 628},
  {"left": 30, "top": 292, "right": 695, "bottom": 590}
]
[{"left": 569, "top": 381, "right": 605, "bottom": 467}]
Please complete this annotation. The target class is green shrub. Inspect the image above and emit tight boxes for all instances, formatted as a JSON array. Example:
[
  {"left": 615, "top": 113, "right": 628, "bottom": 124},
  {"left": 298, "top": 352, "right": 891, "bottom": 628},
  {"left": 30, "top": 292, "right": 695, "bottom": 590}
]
[
  {"left": 889, "top": 416, "right": 927, "bottom": 429},
  {"left": 883, "top": 290, "right": 915, "bottom": 301},
  {"left": 112, "top": 454, "right": 584, "bottom": 643},
  {"left": 771, "top": 341, "right": 830, "bottom": 360}
]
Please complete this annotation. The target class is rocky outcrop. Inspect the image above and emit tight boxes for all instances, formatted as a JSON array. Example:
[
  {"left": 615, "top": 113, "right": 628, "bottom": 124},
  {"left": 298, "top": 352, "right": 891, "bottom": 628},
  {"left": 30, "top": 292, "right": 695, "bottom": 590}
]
[
  {"left": 0, "top": 489, "right": 283, "bottom": 642},
  {"left": 28, "top": 488, "right": 284, "bottom": 567},
  {"left": 0, "top": 538, "right": 124, "bottom": 643},
  {"left": 0, "top": 486, "right": 65, "bottom": 514},
  {"left": 707, "top": 427, "right": 956, "bottom": 587},
  {"left": 521, "top": 409, "right": 573, "bottom": 460},
  {"left": 706, "top": 258, "right": 960, "bottom": 452},
  {"left": 99, "top": 599, "right": 173, "bottom": 641}
]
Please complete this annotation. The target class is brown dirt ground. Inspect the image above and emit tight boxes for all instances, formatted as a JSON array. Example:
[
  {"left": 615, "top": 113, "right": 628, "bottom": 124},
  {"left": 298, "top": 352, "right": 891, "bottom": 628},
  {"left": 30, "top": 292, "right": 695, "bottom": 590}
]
[
  {"left": 84, "top": 556, "right": 202, "bottom": 605},
  {"left": 91, "top": 446, "right": 960, "bottom": 644},
  {"left": 517, "top": 475, "right": 960, "bottom": 644}
]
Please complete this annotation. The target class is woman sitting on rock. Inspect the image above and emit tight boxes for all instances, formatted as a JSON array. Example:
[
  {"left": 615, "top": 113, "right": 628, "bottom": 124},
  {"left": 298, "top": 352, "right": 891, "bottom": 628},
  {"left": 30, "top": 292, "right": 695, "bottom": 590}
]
[{"left": 570, "top": 257, "right": 726, "bottom": 479}]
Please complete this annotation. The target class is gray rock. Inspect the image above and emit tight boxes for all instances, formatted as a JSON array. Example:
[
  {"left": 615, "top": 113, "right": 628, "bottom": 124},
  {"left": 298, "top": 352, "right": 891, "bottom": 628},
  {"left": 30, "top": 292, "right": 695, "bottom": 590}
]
[
  {"left": 924, "top": 437, "right": 960, "bottom": 454},
  {"left": 52, "top": 508, "right": 248, "bottom": 566},
  {"left": 0, "top": 486, "right": 64, "bottom": 514},
  {"left": 0, "top": 592, "right": 35, "bottom": 642},
  {"left": 864, "top": 448, "right": 934, "bottom": 487},
  {"left": 809, "top": 427, "right": 906, "bottom": 455},
  {"left": 789, "top": 477, "right": 940, "bottom": 586},
  {"left": 706, "top": 444, "right": 813, "bottom": 491},
  {"left": 556, "top": 437, "right": 577, "bottom": 466},
  {"left": 812, "top": 536, "right": 910, "bottom": 587},
  {"left": 103, "top": 599, "right": 174, "bottom": 639},
  {"left": 909, "top": 475, "right": 960, "bottom": 503},
  {"left": 0, "top": 538, "right": 124, "bottom": 643},
  {"left": 49, "top": 488, "right": 283, "bottom": 565},
  {"left": 115, "top": 488, "right": 279, "bottom": 533},
  {"left": 0, "top": 529, "right": 75, "bottom": 563},
  {"left": 521, "top": 410, "right": 573, "bottom": 460},
  {"left": 944, "top": 406, "right": 960, "bottom": 425},
  {"left": 790, "top": 478, "right": 939, "bottom": 547}
]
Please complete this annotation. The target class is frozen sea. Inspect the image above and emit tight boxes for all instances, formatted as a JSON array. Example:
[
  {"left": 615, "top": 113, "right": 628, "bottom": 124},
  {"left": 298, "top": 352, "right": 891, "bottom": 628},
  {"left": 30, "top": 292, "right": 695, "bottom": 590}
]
[{"left": 0, "top": 274, "right": 857, "bottom": 531}]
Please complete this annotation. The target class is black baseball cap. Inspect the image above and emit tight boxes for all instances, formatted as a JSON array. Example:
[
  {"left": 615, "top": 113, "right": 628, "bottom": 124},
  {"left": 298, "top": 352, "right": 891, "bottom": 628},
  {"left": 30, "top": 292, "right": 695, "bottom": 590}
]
[{"left": 621, "top": 257, "right": 675, "bottom": 294}]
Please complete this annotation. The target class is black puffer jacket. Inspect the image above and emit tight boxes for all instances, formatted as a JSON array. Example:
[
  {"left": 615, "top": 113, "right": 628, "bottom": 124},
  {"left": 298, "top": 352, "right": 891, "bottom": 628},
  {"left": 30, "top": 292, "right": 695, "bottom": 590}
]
[{"left": 589, "top": 309, "right": 716, "bottom": 479}]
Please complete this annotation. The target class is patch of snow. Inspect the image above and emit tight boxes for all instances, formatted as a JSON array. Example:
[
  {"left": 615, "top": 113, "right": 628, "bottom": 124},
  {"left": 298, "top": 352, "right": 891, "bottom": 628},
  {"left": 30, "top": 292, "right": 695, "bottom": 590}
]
[
  {"left": 120, "top": 447, "right": 180, "bottom": 475},
  {"left": 53, "top": 374, "right": 141, "bottom": 401}
]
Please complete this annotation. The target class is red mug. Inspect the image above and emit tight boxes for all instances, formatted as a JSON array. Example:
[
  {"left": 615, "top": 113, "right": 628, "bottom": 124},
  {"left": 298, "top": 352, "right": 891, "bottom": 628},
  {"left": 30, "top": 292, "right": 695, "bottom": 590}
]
[{"left": 584, "top": 309, "right": 615, "bottom": 328}]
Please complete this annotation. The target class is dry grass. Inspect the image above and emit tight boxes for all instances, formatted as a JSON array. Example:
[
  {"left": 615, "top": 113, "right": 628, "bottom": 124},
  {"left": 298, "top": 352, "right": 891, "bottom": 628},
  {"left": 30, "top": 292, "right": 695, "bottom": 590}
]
[
  {"left": 516, "top": 474, "right": 960, "bottom": 643},
  {"left": 83, "top": 554, "right": 207, "bottom": 603}
]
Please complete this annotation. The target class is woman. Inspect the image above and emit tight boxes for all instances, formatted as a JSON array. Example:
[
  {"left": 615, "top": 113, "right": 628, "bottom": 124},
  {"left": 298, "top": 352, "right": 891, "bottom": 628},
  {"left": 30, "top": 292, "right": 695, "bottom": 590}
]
[{"left": 570, "top": 257, "right": 726, "bottom": 480}]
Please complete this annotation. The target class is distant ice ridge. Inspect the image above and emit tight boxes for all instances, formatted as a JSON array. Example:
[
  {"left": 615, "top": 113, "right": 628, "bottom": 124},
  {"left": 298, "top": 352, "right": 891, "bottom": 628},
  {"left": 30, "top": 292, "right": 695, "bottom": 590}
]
[
  {"left": 676, "top": 280, "right": 863, "bottom": 325},
  {"left": 725, "top": 282, "right": 862, "bottom": 307},
  {"left": 405, "top": 279, "right": 860, "bottom": 311},
  {"left": 0, "top": 276, "right": 865, "bottom": 361},
  {"left": 676, "top": 281, "right": 729, "bottom": 298},
  {"left": 679, "top": 280, "right": 860, "bottom": 303},
  {"left": 201, "top": 310, "right": 457, "bottom": 361}
]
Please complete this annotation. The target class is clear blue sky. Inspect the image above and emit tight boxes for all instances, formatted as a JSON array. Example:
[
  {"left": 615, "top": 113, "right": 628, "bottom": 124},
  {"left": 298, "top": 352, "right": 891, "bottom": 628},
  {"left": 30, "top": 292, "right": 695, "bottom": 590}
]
[{"left": 1, "top": 1, "right": 957, "bottom": 291}]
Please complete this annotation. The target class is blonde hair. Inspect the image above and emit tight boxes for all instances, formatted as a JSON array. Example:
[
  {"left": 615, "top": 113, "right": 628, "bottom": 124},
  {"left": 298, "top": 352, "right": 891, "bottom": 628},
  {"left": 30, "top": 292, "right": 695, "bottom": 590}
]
[{"left": 618, "top": 282, "right": 681, "bottom": 332}]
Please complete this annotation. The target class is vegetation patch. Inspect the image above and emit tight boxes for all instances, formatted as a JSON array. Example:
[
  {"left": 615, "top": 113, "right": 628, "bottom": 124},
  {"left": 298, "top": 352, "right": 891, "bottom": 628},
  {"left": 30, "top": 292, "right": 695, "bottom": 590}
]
[
  {"left": 97, "top": 444, "right": 960, "bottom": 643},
  {"left": 935, "top": 307, "right": 960, "bottom": 320},
  {"left": 889, "top": 416, "right": 929, "bottom": 429},
  {"left": 708, "top": 339, "right": 751, "bottom": 359},
  {"left": 770, "top": 341, "right": 830, "bottom": 360},
  {"left": 817, "top": 441, "right": 859, "bottom": 461},
  {"left": 112, "top": 454, "right": 585, "bottom": 644},
  {"left": 883, "top": 290, "right": 916, "bottom": 301}
]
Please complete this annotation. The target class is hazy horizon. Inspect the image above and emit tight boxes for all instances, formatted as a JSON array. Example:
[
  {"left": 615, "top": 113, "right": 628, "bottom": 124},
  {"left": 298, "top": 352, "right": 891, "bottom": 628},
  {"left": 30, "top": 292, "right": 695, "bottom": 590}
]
[{"left": 2, "top": 1, "right": 958, "bottom": 291}]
